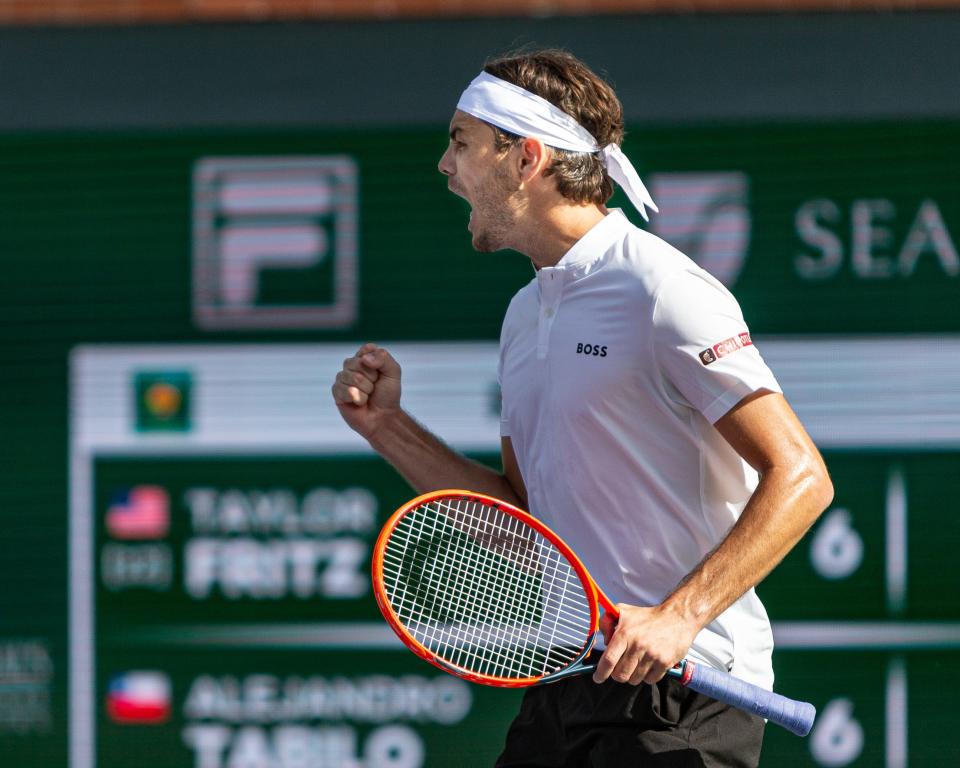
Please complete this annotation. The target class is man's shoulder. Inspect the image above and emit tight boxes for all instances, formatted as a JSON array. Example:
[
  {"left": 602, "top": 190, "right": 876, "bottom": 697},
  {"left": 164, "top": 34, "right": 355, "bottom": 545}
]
[
  {"left": 619, "top": 222, "right": 695, "bottom": 268},
  {"left": 610, "top": 222, "right": 704, "bottom": 296}
]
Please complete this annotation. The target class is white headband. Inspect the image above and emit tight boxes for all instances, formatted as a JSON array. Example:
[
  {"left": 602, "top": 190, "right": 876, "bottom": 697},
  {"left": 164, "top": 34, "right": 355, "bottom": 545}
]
[{"left": 456, "top": 72, "right": 658, "bottom": 221}]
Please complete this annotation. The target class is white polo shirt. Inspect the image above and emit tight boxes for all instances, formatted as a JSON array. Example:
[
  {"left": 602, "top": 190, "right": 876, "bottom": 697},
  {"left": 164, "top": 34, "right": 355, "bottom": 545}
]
[{"left": 498, "top": 209, "right": 782, "bottom": 689}]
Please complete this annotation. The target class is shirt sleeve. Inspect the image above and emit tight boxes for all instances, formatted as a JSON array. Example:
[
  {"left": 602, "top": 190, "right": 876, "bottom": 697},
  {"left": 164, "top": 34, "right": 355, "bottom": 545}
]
[{"left": 651, "top": 269, "right": 781, "bottom": 424}]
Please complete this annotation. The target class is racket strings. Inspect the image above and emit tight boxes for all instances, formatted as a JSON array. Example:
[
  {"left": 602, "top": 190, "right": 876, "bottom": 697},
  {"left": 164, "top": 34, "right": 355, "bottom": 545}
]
[
  {"left": 381, "top": 497, "right": 593, "bottom": 680},
  {"left": 382, "top": 502, "right": 590, "bottom": 651},
  {"left": 383, "top": 510, "right": 580, "bottom": 678}
]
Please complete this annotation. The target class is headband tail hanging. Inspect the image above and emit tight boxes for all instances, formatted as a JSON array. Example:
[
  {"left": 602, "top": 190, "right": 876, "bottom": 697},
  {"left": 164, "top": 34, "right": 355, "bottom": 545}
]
[{"left": 600, "top": 145, "right": 659, "bottom": 223}]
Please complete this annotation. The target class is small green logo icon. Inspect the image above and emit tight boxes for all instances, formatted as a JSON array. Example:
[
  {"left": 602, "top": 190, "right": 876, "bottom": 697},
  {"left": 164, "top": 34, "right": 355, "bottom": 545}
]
[{"left": 135, "top": 371, "right": 192, "bottom": 432}]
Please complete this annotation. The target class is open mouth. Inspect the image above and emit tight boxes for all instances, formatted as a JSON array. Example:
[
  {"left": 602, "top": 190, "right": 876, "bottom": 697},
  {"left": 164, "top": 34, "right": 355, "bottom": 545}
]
[{"left": 446, "top": 183, "right": 474, "bottom": 231}]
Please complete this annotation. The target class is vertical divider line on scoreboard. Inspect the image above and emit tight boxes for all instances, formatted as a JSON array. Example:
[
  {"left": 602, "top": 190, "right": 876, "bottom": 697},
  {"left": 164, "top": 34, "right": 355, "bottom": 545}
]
[
  {"left": 69, "top": 448, "right": 94, "bottom": 768},
  {"left": 885, "top": 466, "right": 908, "bottom": 618},
  {"left": 885, "top": 656, "right": 907, "bottom": 768}
]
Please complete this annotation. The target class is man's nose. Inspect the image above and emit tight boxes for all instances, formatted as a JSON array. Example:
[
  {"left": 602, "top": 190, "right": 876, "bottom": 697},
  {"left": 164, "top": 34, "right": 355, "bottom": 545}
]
[{"left": 438, "top": 147, "right": 454, "bottom": 177}]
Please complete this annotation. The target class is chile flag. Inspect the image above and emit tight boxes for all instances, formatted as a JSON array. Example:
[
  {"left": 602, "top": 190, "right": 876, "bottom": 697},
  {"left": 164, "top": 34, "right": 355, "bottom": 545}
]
[{"left": 106, "top": 671, "right": 171, "bottom": 725}]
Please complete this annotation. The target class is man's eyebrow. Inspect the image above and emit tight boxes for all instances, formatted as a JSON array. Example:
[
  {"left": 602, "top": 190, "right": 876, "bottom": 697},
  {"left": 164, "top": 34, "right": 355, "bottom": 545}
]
[{"left": 449, "top": 126, "right": 464, "bottom": 140}]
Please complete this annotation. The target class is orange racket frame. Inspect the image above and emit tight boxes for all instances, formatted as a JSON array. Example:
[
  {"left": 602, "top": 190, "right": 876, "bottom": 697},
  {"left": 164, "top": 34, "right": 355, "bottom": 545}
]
[{"left": 371, "top": 488, "right": 620, "bottom": 687}]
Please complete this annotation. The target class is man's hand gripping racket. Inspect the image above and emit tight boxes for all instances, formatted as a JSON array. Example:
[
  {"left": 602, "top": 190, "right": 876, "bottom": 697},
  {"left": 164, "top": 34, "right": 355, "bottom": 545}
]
[{"left": 372, "top": 490, "right": 816, "bottom": 737}]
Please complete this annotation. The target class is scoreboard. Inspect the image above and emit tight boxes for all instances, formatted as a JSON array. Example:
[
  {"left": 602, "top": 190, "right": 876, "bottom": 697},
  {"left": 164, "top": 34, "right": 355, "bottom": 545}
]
[
  {"left": 70, "top": 338, "right": 960, "bottom": 767},
  {"left": 70, "top": 344, "right": 512, "bottom": 768}
]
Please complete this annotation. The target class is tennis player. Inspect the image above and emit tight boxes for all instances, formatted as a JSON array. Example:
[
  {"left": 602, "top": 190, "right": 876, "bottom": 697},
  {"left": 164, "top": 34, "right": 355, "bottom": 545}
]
[{"left": 332, "top": 49, "right": 833, "bottom": 767}]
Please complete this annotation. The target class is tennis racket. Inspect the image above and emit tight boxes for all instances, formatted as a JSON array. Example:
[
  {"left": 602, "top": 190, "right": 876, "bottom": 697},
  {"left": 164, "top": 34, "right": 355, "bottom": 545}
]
[{"left": 372, "top": 489, "right": 816, "bottom": 737}]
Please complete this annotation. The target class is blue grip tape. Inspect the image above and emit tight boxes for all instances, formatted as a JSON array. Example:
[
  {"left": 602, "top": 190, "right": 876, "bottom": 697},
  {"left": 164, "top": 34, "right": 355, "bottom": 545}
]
[{"left": 684, "top": 662, "right": 816, "bottom": 737}]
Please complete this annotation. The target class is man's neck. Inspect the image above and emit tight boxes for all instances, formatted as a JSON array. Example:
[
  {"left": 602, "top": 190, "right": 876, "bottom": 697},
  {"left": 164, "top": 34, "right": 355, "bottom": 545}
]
[{"left": 515, "top": 203, "right": 608, "bottom": 269}]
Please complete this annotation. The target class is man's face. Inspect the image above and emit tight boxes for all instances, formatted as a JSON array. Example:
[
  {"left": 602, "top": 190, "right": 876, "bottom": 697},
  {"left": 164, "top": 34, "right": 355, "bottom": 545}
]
[{"left": 438, "top": 110, "right": 520, "bottom": 252}]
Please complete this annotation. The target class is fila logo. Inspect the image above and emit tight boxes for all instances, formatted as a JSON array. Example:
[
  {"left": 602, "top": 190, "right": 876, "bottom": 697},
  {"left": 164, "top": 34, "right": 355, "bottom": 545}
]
[
  {"left": 576, "top": 343, "right": 608, "bottom": 357},
  {"left": 699, "top": 332, "right": 753, "bottom": 366},
  {"left": 192, "top": 155, "right": 359, "bottom": 330}
]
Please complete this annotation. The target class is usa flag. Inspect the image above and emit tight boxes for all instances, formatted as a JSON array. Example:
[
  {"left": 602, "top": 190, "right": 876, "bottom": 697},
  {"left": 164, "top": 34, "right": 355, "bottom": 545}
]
[
  {"left": 106, "top": 671, "right": 171, "bottom": 725},
  {"left": 106, "top": 486, "right": 169, "bottom": 539}
]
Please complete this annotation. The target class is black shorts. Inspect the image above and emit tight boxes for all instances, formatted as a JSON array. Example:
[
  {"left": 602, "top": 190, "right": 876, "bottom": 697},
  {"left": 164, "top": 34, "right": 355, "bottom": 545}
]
[{"left": 494, "top": 668, "right": 765, "bottom": 768}]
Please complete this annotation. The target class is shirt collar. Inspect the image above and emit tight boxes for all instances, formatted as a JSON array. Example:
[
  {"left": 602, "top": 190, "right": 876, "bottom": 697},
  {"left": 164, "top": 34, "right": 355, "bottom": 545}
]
[{"left": 538, "top": 209, "right": 630, "bottom": 280}]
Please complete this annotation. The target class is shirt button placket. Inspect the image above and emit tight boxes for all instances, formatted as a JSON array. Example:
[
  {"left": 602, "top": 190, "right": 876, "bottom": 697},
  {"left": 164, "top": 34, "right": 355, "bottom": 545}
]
[{"left": 537, "top": 270, "right": 561, "bottom": 360}]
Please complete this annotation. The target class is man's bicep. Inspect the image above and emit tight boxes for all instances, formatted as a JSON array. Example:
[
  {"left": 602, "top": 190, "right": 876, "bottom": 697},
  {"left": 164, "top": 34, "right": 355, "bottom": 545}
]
[
  {"left": 713, "top": 391, "right": 835, "bottom": 567},
  {"left": 500, "top": 436, "right": 528, "bottom": 509},
  {"left": 714, "top": 390, "right": 826, "bottom": 479}
]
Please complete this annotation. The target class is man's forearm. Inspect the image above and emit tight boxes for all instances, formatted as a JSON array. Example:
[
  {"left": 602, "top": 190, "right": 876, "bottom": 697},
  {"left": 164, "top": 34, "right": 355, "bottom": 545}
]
[
  {"left": 368, "top": 410, "right": 523, "bottom": 506},
  {"left": 662, "top": 458, "right": 833, "bottom": 633}
]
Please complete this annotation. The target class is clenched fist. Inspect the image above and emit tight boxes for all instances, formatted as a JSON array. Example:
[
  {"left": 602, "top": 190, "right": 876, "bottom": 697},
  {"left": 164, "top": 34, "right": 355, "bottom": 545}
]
[{"left": 331, "top": 343, "right": 402, "bottom": 439}]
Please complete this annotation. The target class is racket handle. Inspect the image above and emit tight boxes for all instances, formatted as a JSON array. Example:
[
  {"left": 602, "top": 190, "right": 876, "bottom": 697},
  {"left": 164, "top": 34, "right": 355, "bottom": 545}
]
[{"left": 678, "top": 660, "right": 816, "bottom": 737}]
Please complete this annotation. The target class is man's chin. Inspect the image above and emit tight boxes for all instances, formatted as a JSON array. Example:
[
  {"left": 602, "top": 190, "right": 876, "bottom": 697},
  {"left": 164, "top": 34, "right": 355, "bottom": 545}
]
[
  {"left": 472, "top": 235, "right": 497, "bottom": 253},
  {"left": 468, "top": 214, "right": 509, "bottom": 253},
  {"left": 471, "top": 231, "right": 501, "bottom": 253}
]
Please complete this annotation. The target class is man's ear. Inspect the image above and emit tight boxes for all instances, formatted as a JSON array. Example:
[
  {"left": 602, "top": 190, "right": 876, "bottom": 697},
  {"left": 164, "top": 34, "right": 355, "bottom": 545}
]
[{"left": 517, "top": 137, "right": 551, "bottom": 182}]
